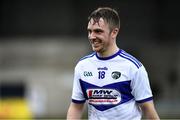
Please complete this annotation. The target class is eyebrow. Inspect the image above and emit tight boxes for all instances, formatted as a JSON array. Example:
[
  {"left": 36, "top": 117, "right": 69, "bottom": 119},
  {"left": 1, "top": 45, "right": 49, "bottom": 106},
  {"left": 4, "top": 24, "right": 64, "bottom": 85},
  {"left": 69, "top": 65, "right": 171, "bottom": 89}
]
[{"left": 87, "top": 28, "right": 104, "bottom": 33}]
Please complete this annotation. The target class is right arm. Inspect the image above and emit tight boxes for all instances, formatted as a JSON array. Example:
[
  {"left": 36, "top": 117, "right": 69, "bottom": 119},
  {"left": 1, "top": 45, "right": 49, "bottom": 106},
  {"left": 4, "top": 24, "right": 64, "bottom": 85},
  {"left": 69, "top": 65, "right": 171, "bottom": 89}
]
[
  {"left": 67, "top": 102, "right": 85, "bottom": 120},
  {"left": 67, "top": 63, "right": 85, "bottom": 119}
]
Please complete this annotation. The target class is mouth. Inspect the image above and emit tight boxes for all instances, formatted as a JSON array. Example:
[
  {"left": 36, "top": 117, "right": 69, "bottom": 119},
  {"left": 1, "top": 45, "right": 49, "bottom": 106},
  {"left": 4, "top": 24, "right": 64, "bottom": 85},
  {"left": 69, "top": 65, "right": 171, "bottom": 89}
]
[
  {"left": 93, "top": 41, "right": 100, "bottom": 46},
  {"left": 90, "top": 39, "right": 102, "bottom": 47}
]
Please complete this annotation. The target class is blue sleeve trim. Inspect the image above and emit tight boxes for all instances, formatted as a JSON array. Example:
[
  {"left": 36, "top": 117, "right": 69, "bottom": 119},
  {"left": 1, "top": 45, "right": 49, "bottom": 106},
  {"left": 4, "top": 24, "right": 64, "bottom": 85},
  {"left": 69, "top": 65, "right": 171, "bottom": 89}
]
[
  {"left": 136, "top": 97, "right": 153, "bottom": 103},
  {"left": 72, "top": 99, "right": 86, "bottom": 104}
]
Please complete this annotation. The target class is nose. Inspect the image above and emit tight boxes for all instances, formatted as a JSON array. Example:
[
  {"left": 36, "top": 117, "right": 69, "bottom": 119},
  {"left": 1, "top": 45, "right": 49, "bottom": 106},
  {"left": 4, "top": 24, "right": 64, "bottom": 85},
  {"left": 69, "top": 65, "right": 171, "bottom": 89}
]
[{"left": 88, "top": 32, "right": 96, "bottom": 40}]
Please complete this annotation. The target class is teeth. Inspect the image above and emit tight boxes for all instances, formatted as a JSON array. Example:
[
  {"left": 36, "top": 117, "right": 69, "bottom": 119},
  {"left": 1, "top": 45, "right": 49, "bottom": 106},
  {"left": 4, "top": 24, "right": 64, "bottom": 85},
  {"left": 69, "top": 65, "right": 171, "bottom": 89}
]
[
  {"left": 93, "top": 42, "right": 100, "bottom": 46},
  {"left": 91, "top": 40, "right": 100, "bottom": 46}
]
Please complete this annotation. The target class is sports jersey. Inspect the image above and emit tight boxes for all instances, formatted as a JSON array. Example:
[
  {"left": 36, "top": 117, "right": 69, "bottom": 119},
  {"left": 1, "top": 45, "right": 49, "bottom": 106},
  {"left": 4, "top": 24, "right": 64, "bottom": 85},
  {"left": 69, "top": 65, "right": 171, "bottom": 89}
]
[{"left": 71, "top": 49, "right": 153, "bottom": 120}]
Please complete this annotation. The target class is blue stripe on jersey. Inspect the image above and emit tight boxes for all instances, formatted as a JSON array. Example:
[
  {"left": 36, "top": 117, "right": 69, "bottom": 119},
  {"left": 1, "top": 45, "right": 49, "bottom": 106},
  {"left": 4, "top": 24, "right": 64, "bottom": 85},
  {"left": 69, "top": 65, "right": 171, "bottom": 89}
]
[
  {"left": 119, "top": 50, "right": 142, "bottom": 69},
  {"left": 79, "top": 52, "right": 95, "bottom": 61},
  {"left": 72, "top": 99, "right": 86, "bottom": 104},
  {"left": 120, "top": 50, "right": 142, "bottom": 67},
  {"left": 136, "top": 97, "right": 153, "bottom": 103},
  {"left": 79, "top": 79, "right": 134, "bottom": 111}
]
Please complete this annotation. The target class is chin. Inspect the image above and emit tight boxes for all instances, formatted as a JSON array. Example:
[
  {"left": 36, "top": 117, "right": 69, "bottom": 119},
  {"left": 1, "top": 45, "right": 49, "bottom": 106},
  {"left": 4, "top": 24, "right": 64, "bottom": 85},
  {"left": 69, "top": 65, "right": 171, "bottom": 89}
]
[
  {"left": 92, "top": 45, "right": 103, "bottom": 52},
  {"left": 92, "top": 48, "right": 102, "bottom": 53}
]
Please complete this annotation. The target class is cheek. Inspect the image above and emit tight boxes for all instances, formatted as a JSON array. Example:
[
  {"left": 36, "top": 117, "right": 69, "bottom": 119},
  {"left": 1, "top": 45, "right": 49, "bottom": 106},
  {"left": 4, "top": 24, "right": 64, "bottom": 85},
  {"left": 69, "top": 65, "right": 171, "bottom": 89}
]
[{"left": 99, "top": 33, "right": 109, "bottom": 41}]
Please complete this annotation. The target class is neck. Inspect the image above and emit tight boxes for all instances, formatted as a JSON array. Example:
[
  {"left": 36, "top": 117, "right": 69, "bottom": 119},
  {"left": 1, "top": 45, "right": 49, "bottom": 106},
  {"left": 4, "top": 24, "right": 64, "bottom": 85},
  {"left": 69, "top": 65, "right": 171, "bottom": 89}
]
[{"left": 97, "top": 45, "right": 119, "bottom": 58}]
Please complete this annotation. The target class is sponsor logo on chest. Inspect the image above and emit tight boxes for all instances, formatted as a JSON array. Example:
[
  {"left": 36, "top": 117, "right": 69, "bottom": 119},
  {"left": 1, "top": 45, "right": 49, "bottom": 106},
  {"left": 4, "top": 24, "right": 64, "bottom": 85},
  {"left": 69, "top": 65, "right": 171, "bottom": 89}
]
[{"left": 86, "top": 89, "right": 121, "bottom": 105}]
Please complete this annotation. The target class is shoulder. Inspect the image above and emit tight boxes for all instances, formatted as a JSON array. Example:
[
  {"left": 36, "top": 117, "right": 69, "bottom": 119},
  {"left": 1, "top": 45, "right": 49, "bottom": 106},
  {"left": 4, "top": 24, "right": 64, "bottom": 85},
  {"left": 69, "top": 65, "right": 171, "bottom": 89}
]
[
  {"left": 75, "top": 52, "right": 96, "bottom": 67},
  {"left": 79, "top": 52, "right": 96, "bottom": 62},
  {"left": 118, "top": 49, "right": 142, "bottom": 69},
  {"left": 118, "top": 50, "right": 149, "bottom": 79}
]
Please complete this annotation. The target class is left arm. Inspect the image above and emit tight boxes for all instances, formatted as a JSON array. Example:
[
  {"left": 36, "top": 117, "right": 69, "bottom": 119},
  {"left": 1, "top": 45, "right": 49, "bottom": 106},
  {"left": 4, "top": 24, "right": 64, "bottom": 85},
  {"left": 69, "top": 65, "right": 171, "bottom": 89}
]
[
  {"left": 131, "top": 65, "right": 160, "bottom": 119},
  {"left": 139, "top": 100, "right": 160, "bottom": 120}
]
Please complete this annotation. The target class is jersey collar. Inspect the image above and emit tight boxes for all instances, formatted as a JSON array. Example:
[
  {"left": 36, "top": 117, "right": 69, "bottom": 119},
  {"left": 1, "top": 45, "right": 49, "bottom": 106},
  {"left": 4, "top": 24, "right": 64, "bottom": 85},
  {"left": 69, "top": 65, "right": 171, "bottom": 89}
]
[{"left": 96, "top": 49, "right": 121, "bottom": 60}]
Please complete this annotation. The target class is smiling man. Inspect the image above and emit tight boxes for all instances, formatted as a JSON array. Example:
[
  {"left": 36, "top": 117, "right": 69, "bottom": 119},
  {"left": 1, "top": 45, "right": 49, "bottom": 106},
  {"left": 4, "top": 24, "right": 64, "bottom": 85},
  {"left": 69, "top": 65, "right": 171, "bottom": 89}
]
[{"left": 67, "top": 7, "right": 160, "bottom": 120}]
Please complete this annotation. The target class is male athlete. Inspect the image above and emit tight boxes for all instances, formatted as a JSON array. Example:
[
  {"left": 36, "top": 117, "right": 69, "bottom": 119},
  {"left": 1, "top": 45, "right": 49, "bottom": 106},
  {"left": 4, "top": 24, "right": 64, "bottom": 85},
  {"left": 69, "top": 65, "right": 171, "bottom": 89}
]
[{"left": 67, "top": 7, "right": 160, "bottom": 120}]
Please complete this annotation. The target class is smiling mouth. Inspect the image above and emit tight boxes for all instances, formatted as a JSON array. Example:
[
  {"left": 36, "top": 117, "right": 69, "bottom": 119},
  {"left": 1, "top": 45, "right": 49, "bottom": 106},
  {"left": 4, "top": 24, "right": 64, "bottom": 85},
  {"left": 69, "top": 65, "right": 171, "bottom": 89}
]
[
  {"left": 91, "top": 39, "right": 102, "bottom": 46},
  {"left": 93, "top": 41, "right": 100, "bottom": 45},
  {"left": 92, "top": 42, "right": 102, "bottom": 48}
]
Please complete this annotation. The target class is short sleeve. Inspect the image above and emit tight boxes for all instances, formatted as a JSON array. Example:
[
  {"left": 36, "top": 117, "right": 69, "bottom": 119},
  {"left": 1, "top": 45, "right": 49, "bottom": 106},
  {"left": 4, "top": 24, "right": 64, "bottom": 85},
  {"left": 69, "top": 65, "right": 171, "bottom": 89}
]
[
  {"left": 131, "top": 66, "right": 153, "bottom": 103},
  {"left": 71, "top": 65, "right": 86, "bottom": 104}
]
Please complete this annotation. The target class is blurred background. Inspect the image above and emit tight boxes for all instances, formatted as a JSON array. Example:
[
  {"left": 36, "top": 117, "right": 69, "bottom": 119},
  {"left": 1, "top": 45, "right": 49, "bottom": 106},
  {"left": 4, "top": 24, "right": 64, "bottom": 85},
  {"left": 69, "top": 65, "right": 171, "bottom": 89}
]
[{"left": 0, "top": 0, "right": 180, "bottom": 119}]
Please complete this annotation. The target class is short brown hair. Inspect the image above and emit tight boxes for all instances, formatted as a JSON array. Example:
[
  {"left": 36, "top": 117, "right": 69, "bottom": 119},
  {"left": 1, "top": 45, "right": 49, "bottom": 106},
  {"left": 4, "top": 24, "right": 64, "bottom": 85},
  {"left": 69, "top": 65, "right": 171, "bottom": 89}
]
[{"left": 88, "top": 7, "right": 120, "bottom": 31}]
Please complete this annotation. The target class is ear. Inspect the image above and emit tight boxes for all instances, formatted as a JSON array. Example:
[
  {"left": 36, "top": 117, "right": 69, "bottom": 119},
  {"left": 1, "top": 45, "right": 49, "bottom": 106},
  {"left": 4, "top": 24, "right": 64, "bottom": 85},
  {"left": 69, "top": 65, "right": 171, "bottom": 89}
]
[{"left": 111, "top": 28, "right": 119, "bottom": 39}]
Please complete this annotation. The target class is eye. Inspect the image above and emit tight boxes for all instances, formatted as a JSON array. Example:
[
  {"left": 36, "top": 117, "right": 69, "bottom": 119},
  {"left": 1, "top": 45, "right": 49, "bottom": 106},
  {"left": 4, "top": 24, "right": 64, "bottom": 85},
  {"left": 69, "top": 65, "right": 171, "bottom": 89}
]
[
  {"left": 94, "top": 29, "right": 103, "bottom": 34},
  {"left": 87, "top": 29, "right": 92, "bottom": 34}
]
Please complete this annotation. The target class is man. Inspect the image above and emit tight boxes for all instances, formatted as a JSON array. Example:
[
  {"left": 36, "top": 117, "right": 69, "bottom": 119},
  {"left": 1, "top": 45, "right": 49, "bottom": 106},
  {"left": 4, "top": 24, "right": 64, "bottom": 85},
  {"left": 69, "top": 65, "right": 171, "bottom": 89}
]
[{"left": 67, "top": 7, "right": 160, "bottom": 120}]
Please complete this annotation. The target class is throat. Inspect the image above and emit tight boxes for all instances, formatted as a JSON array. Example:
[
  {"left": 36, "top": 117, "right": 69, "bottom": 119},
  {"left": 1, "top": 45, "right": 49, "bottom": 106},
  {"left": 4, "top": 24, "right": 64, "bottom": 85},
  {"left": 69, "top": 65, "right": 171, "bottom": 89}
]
[{"left": 97, "top": 47, "right": 119, "bottom": 58}]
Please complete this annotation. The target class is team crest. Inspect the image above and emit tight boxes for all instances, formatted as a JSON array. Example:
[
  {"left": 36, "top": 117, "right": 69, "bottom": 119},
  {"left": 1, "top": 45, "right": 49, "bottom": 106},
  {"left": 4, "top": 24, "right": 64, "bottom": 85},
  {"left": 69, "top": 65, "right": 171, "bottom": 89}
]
[{"left": 111, "top": 71, "right": 121, "bottom": 79}]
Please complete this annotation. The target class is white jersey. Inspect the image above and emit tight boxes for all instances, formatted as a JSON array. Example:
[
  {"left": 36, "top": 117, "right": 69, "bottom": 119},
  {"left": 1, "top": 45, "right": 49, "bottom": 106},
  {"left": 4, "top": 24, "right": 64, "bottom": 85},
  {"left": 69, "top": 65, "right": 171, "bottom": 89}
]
[{"left": 71, "top": 49, "right": 153, "bottom": 120}]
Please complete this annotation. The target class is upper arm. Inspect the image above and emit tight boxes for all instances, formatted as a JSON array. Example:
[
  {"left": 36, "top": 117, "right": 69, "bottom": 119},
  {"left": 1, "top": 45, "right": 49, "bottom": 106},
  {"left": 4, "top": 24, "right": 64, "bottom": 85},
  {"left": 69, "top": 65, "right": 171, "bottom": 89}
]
[
  {"left": 139, "top": 100, "right": 160, "bottom": 119},
  {"left": 72, "top": 65, "right": 86, "bottom": 102},
  {"left": 131, "top": 66, "right": 153, "bottom": 102},
  {"left": 69, "top": 102, "right": 85, "bottom": 111},
  {"left": 67, "top": 64, "right": 86, "bottom": 119},
  {"left": 67, "top": 102, "right": 85, "bottom": 119},
  {"left": 139, "top": 100, "right": 155, "bottom": 111}
]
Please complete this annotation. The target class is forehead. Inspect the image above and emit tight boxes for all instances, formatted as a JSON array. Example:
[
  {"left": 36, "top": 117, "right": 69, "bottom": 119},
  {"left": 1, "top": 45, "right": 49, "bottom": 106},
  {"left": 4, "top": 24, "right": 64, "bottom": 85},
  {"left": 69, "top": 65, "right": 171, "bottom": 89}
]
[{"left": 87, "top": 18, "right": 108, "bottom": 29}]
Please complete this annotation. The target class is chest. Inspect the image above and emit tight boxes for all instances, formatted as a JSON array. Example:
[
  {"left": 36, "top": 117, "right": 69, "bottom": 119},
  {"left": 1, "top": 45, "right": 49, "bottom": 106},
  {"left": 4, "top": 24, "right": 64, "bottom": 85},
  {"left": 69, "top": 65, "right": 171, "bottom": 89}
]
[{"left": 79, "top": 61, "right": 131, "bottom": 86}]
